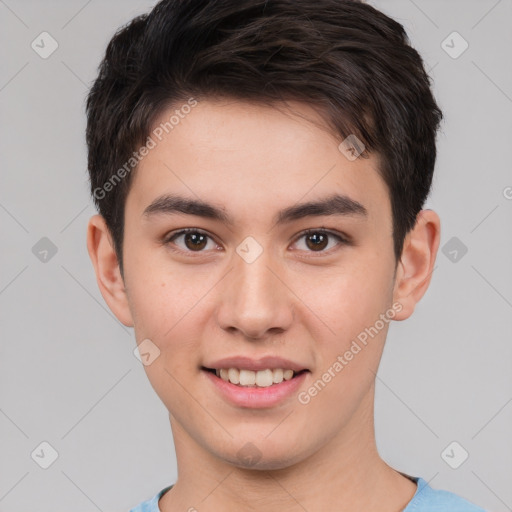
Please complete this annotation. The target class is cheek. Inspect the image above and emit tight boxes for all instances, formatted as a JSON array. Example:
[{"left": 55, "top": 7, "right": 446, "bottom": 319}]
[
  {"left": 124, "top": 244, "right": 203, "bottom": 336},
  {"left": 295, "top": 257, "right": 394, "bottom": 345},
  {"left": 125, "top": 265, "right": 214, "bottom": 398},
  {"left": 130, "top": 275, "right": 206, "bottom": 411}
]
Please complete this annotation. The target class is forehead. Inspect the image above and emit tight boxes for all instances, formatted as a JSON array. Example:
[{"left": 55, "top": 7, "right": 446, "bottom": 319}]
[{"left": 126, "top": 98, "right": 389, "bottom": 223}]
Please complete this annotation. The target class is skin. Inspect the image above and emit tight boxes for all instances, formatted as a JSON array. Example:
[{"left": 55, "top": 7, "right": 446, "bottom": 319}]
[{"left": 87, "top": 98, "right": 440, "bottom": 511}]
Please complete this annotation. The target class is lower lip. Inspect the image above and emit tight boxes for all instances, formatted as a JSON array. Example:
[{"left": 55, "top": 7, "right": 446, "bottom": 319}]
[{"left": 202, "top": 369, "right": 309, "bottom": 409}]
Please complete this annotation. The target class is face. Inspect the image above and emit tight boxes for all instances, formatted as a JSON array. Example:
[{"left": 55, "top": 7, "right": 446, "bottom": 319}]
[{"left": 98, "top": 98, "right": 414, "bottom": 469}]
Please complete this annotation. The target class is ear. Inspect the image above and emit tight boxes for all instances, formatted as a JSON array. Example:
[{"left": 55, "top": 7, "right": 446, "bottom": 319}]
[
  {"left": 392, "top": 209, "right": 441, "bottom": 321},
  {"left": 86, "top": 214, "right": 134, "bottom": 327}
]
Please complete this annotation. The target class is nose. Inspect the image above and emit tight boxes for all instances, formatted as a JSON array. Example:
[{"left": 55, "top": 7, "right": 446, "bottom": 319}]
[{"left": 215, "top": 244, "right": 294, "bottom": 340}]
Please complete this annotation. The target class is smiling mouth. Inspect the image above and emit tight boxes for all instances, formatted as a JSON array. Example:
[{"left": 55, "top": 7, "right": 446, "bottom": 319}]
[{"left": 202, "top": 367, "right": 309, "bottom": 388}]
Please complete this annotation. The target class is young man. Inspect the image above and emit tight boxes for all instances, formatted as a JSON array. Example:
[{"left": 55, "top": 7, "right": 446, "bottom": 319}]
[{"left": 85, "top": 0, "right": 487, "bottom": 510}]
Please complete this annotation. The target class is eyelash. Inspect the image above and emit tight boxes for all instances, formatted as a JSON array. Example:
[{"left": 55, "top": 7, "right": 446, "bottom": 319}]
[{"left": 163, "top": 227, "right": 349, "bottom": 257}]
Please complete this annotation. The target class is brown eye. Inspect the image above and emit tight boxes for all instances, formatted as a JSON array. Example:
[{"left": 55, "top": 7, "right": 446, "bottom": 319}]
[
  {"left": 183, "top": 232, "right": 208, "bottom": 251},
  {"left": 165, "top": 229, "right": 216, "bottom": 252},
  {"left": 305, "top": 232, "right": 329, "bottom": 251},
  {"left": 293, "top": 229, "right": 347, "bottom": 254}
]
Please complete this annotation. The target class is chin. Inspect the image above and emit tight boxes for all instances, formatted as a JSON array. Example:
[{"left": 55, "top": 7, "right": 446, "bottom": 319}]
[
  {"left": 229, "top": 452, "right": 301, "bottom": 472},
  {"left": 215, "top": 438, "right": 309, "bottom": 471}
]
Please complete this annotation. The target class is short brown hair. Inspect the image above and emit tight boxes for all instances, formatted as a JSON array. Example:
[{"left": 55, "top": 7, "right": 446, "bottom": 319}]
[{"left": 86, "top": 0, "right": 443, "bottom": 275}]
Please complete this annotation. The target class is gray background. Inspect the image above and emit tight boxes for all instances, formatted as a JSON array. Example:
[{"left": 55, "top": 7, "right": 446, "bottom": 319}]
[{"left": 1, "top": 0, "right": 511, "bottom": 510}]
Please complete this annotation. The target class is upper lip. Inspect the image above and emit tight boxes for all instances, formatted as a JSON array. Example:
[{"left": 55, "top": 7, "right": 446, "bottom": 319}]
[{"left": 203, "top": 356, "right": 309, "bottom": 372}]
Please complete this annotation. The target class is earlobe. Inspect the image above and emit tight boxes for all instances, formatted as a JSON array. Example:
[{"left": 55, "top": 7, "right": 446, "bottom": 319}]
[
  {"left": 86, "top": 214, "right": 134, "bottom": 327},
  {"left": 392, "top": 210, "right": 441, "bottom": 321}
]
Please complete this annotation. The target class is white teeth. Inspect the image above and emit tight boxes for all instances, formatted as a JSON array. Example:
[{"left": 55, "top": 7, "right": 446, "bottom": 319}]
[
  {"left": 283, "top": 369, "right": 294, "bottom": 381},
  {"left": 239, "top": 369, "right": 256, "bottom": 386},
  {"left": 255, "top": 369, "right": 274, "bottom": 387},
  {"left": 272, "top": 368, "right": 284, "bottom": 384},
  {"left": 228, "top": 368, "right": 240, "bottom": 384},
  {"left": 213, "top": 368, "right": 299, "bottom": 387}
]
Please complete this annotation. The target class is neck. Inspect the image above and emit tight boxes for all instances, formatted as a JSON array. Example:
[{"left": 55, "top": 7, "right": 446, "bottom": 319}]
[{"left": 159, "top": 384, "right": 416, "bottom": 512}]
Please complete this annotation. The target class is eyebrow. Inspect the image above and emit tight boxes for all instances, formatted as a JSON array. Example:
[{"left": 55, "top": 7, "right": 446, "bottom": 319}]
[{"left": 142, "top": 193, "right": 367, "bottom": 226}]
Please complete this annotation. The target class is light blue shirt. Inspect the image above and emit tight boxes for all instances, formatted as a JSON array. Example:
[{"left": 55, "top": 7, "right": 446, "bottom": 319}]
[{"left": 129, "top": 476, "right": 487, "bottom": 511}]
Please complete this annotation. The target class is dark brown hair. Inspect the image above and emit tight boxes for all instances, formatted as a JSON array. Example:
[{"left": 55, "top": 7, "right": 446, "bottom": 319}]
[{"left": 86, "top": 0, "right": 443, "bottom": 276}]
